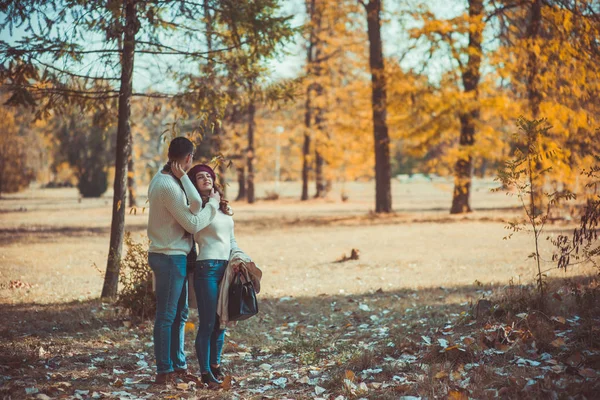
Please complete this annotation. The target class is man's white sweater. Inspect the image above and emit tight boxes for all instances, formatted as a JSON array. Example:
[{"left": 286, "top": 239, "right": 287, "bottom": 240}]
[{"left": 147, "top": 172, "right": 219, "bottom": 255}]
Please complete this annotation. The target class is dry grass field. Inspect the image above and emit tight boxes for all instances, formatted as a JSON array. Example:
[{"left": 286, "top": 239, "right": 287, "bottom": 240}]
[
  {"left": 1, "top": 179, "right": 598, "bottom": 399},
  {"left": 0, "top": 178, "right": 571, "bottom": 303}
]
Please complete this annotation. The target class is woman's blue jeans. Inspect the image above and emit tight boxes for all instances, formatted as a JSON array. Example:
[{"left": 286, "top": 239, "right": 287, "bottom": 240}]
[
  {"left": 193, "top": 259, "right": 228, "bottom": 373},
  {"left": 148, "top": 253, "right": 189, "bottom": 374}
]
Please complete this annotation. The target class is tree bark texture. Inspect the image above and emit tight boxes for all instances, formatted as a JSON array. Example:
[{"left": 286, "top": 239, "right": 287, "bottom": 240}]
[
  {"left": 302, "top": 0, "right": 323, "bottom": 201},
  {"left": 236, "top": 166, "right": 246, "bottom": 201},
  {"left": 365, "top": 0, "right": 392, "bottom": 213},
  {"left": 101, "top": 0, "right": 137, "bottom": 299},
  {"left": 302, "top": 89, "right": 312, "bottom": 201},
  {"left": 127, "top": 143, "right": 137, "bottom": 208},
  {"left": 313, "top": 78, "right": 327, "bottom": 198},
  {"left": 525, "top": 0, "right": 545, "bottom": 216},
  {"left": 315, "top": 150, "right": 326, "bottom": 198},
  {"left": 246, "top": 98, "right": 256, "bottom": 204},
  {"left": 203, "top": 0, "right": 227, "bottom": 198},
  {"left": 450, "top": 0, "right": 483, "bottom": 214},
  {"left": 526, "top": 0, "right": 542, "bottom": 118}
]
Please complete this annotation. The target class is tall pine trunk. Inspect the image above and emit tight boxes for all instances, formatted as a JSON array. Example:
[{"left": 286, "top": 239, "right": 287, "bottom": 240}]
[
  {"left": 450, "top": 0, "right": 483, "bottom": 214},
  {"left": 311, "top": 0, "right": 327, "bottom": 199},
  {"left": 127, "top": 146, "right": 137, "bottom": 208},
  {"left": 315, "top": 150, "right": 326, "bottom": 198},
  {"left": 236, "top": 166, "right": 246, "bottom": 201},
  {"left": 526, "top": 0, "right": 544, "bottom": 217},
  {"left": 364, "top": 0, "right": 391, "bottom": 213},
  {"left": 313, "top": 70, "right": 326, "bottom": 199},
  {"left": 203, "top": 0, "right": 227, "bottom": 198},
  {"left": 247, "top": 96, "right": 256, "bottom": 204},
  {"left": 101, "top": 0, "right": 137, "bottom": 298},
  {"left": 527, "top": 0, "right": 542, "bottom": 119},
  {"left": 302, "top": 0, "right": 319, "bottom": 201},
  {"left": 302, "top": 90, "right": 312, "bottom": 201}
]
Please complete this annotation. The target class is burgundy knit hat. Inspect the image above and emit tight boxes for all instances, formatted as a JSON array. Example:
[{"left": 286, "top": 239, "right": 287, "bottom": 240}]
[{"left": 187, "top": 164, "right": 216, "bottom": 183}]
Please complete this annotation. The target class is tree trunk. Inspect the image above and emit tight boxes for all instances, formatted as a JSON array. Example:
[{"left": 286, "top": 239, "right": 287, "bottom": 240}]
[
  {"left": 311, "top": 0, "right": 327, "bottom": 199},
  {"left": 525, "top": 0, "right": 544, "bottom": 216},
  {"left": 212, "top": 132, "right": 227, "bottom": 198},
  {"left": 364, "top": 0, "right": 392, "bottom": 213},
  {"left": 450, "top": 0, "right": 483, "bottom": 214},
  {"left": 127, "top": 148, "right": 137, "bottom": 208},
  {"left": 202, "top": 0, "right": 227, "bottom": 198},
  {"left": 315, "top": 150, "right": 326, "bottom": 198},
  {"left": 301, "top": 93, "right": 311, "bottom": 201},
  {"left": 236, "top": 166, "right": 246, "bottom": 201},
  {"left": 527, "top": 0, "right": 542, "bottom": 118},
  {"left": 101, "top": 0, "right": 137, "bottom": 299},
  {"left": 217, "top": 151, "right": 227, "bottom": 199},
  {"left": 313, "top": 79, "right": 326, "bottom": 199},
  {"left": 302, "top": 0, "right": 319, "bottom": 201},
  {"left": 246, "top": 96, "right": 256, "bottom": 204}
]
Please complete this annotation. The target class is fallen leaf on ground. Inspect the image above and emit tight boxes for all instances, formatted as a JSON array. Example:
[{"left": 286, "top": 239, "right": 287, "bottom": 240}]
[
  {"left": 579, "top": 368, "right": 597, "bottom": 378},
  {"left": 566, "top": 352, "right": 583, "bottom": 367},
  {"left": 345, "top": 370, "right": 355, "bottom": 382},
  {"left": 435, "top": 371, "right": 448, "bottom": 379},
  {"left": 222, "top": 375, "right": 232, "bottom": 390},
  {"left": 448, "top": 389, "right": 469, "bottom": 400}
]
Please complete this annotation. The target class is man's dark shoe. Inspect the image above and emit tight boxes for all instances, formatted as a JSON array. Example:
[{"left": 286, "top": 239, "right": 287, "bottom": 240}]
[
  {"left": 154, "top": 372, "right": 173, "bottom": 385},
  {"left": 173, "top": 369, "right": 200, "bottom": 383}
]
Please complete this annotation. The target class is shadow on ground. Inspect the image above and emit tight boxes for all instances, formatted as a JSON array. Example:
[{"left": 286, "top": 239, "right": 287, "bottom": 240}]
[{"left": 1, "top": 277, "right": 598, "bottom": 399}]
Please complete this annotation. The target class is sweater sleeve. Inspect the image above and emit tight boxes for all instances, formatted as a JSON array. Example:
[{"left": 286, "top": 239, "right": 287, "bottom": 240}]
[
  {"left": 230, "top": 224, "right": 240, "bottom": 255},
  {"left": 161, "top": 181, "right": 219, "bottom": 234},
  {"left": 180, "top": 174, "right": 202, "bottom": 214}
]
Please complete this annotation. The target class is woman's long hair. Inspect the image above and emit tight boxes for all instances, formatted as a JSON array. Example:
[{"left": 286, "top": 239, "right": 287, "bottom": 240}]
[{"left": 193, "top": 180, "right": 233, "bottom": 216}]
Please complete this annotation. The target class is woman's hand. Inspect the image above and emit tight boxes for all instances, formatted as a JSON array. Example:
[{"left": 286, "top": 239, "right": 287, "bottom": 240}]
[
  {"left": 209, "top": 188, "right": 221, "bottom": 203},
  {"left": 172, "top": 162, "right": 186, "bottom": 179}
]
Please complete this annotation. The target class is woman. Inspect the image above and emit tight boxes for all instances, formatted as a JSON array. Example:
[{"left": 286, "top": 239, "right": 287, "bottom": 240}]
[{"left": 187, "top": 164, "right": 238, "bottom": 386}]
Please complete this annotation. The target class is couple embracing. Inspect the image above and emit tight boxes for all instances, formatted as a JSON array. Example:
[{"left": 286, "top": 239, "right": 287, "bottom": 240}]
[{"left": 146, "top": 137, "right": 257, "bottom": 387}]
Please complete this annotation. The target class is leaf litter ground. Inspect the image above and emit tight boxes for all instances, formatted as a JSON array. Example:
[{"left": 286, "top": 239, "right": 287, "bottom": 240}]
[{"left": 1, "top": 183, "right": 599, "bottom": 399}]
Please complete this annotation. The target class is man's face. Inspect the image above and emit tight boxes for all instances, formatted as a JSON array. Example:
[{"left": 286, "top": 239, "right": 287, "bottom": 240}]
[{"left": 183, "top": 153, "right": 194, "bottom": 170}]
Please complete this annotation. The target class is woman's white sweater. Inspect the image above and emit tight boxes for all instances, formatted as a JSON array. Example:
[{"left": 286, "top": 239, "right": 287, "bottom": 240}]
[
  {"left": 194, "top": 207, "right": 239, "bottom": 261},
  {"left": 147, "top": 172, "right": 219, "bottom": 255}
]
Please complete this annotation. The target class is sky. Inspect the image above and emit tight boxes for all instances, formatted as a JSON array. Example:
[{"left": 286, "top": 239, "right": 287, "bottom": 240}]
[
  {"left": 0, "top": 0, "right": 467, "bottom": 93},
  {"left": 267, "top": 0, "right": 467, "bottom": 81}
]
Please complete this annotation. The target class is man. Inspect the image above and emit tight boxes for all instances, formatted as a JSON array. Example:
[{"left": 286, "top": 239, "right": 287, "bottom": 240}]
[{"left": 147, "top": 137, "right": 220, "bottom": 384}]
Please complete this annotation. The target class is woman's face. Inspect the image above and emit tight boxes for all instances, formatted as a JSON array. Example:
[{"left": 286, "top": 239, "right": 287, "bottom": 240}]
[{"left": 195, "top": 172, "right": 213, "bottom": 194}]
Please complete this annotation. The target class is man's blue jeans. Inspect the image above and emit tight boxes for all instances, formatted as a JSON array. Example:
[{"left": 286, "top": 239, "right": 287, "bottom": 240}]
[
  {"left": 148, "top": 253, "right": 189, "bottom": 374},
  {"left": 193, "top": 259, "right": 228, "bottom": 373}
]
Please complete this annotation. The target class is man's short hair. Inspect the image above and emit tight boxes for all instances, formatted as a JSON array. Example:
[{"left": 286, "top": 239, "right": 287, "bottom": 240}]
[{"left": 168, "top": 137, "right": 194, "bottom": 160}]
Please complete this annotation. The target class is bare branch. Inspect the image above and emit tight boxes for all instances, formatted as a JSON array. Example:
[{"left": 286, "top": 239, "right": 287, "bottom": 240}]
[{"left": 32, "top": 57, "right": 120, "bottom": 81}]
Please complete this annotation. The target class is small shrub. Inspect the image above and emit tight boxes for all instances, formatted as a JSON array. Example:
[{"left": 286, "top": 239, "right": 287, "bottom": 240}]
[
  {"left": 264, "top": 190, "right": 279, "bottom": 201},
  {"left": 553, "top": 154, "right": 600, "bottom": 273},
  {"left": 78, "top": 165, "right": 108, "bottom": 198},
  {"left": 275, "top": 332, "right": 323, "bottom": 365},
  {"left": 345, "top": 349, "right": 379, "bottom": 371},
  {"left": 118, "top": 232, "right": 155, "bottom": 321},
  {"left": 494, "top": 117, "right": 575, "bottom": 303}
]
